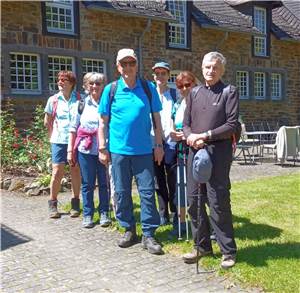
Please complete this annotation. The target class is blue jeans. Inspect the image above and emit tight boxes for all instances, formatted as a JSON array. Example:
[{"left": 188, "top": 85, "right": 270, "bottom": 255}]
[
  {"left": 78, "top": 152, "right": 109, "bottom": 217},
  {"left": 111, "top": 153, "right": 160, "bottom": 237}
]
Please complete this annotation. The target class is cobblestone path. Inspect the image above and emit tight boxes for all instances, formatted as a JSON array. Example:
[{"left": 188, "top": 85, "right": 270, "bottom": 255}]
[{"left": 1, "top": 191, "right": 261, "bottom": 293}]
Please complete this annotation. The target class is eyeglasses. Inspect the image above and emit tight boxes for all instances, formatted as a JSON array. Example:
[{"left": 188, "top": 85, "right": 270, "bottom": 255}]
[
  {"left": 89, "top": 81, "right": 102, "bottom": 86},
  {"left": 177, "top": 83, "right": 192, "bottom": 89},
  {"left": 58, "top": 78, "right": 70, "bottom": 83},
  {"left": 120, "top": 60, "right": 137, "bottom": 68}
]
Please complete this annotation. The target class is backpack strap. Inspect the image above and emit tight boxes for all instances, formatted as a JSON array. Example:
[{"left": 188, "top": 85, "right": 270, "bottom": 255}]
[
  {"left": 169, "top": 88, "right": 177, "bottom": 103},
  {"left": 140, "top": 79, "right": 156, "bottom": 129},
  {"left": 222, "top": 84, "right": 241, "bottom": 153},
  {"left": 51, "top": 94, "right": 59, "bottom": 119},
  {"left": 108, "top": 80, "right": 118, "bottom": 125},
  {"left": 78, "top": 98, "right": 85, "bottom": 115},
  {"left": 222, "top": 84, "right": 231, "bottom": 99}
]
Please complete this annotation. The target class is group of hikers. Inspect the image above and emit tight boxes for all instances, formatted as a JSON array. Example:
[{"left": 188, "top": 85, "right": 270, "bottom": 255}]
[{"left": 44, "top": 48, "right": 240, "bottom": 269}]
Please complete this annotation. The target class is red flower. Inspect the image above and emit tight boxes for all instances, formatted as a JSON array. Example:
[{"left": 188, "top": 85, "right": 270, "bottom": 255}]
[
  {"left": 12, "top": 143, "right": 20, "bottom": 149},
  {"left": 14, "top": 128, "right": 19, "bottom": 137}
]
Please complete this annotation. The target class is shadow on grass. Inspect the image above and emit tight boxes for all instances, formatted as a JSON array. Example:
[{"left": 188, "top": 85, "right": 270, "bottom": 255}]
[
  {"left": 233, "top": 215, "right": 282, "bottom": 240},
  {"left": 238, "top": 241, "right": 300, "bottom": 267}
]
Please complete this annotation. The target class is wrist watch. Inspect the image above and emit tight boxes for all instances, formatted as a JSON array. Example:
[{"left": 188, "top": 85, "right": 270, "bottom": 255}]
[
  {"left": 203, "top": 130, "right": 211, "bottom": 140},
  {"left": 154, "top": 143, "right": 163, "bottom": 148}
]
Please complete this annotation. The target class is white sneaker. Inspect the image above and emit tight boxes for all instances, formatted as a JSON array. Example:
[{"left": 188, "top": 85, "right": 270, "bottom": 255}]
[{"left": 221, "top": 254, "right": 236, "bottom": 269}]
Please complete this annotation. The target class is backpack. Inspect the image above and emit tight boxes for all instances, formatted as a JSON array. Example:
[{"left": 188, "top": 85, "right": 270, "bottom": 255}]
[
  {"left": 169, "top": 88, "right": 177, "bottom": 104},
  {"left": 77, "top": 95, "right": 87, "bottom": 115},
  {"left": 108, "top": 79, "right": 157, "bottom": 129},
  {"left": 222, "top": 85, "right": 241, "bottom": 153},
  {"left": 222, "top": 85, "right": 242, "bottom": 143}
]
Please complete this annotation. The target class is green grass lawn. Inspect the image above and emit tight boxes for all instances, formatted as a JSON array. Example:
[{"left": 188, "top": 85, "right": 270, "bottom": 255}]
[{"left": 71, "top": 173, "right": 300, "bottom": 293}]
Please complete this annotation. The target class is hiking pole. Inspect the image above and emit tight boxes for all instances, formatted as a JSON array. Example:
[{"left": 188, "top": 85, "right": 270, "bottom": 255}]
[
  {"left": 196, "top": 190, "right": 201, "bottom": 274},
  {"left": 105, "top": 165, "right": 112, "bottom": 220},
  {"left": 183, "top": 144, "right": 189, "bottom": 242},
  {"left": 177, "top": 146, "right": 182, "bottom": 240}
]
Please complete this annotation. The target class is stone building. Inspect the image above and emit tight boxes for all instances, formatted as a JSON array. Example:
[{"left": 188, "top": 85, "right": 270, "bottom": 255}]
[{"left": 1, "top": 0, "right": 300, "bottom": 128}]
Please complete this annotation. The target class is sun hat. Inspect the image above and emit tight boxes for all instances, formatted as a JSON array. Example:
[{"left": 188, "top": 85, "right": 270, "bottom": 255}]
[
  {"left": 116, "top": 48, "right": 137, "bottom": 63},
  {"left": 192, "top": 148, "right": 212, "bottom": 183},
  {"left": 152, "top": 61, "right": 170, "bottom": 71}
]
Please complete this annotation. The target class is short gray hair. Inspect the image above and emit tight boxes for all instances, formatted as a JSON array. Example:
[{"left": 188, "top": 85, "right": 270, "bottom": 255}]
[
  {"left": 202, "top": 52, "right": 227, "bottom": 68},
  {"left": 88, "top": 72, "right": 106, "bottom": 84},
  {"left": 83, "top": 72, "right": 107, "bottom": 94},
  {"left": 83, "top": 72, "right": 94, "bottom": 92}
]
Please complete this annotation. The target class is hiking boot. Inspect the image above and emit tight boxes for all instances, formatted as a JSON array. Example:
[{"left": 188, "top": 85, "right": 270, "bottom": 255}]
[
  {"left": 48, "top": 200, "right": 60, "bottom": 218},
  {"left": 100, "top": 212, "right": 111, "bottom": 227},
  {"left": 221, "top": 254, "right": 236, "bottom": 269},
  {"left": 70, "top": 198, "right": 80, "bottom": 218},
  {"left": 82, "top": 216, "right": 94, "bottom": 228},
  {"left": 182, "top": 248, "right": 212, "bottom": 264},
  {"left": 141, "top": 236, "right": 163, "bottom": 255},
  {"left": 118, "top": 228, "right": 138, "bottom": 248}
]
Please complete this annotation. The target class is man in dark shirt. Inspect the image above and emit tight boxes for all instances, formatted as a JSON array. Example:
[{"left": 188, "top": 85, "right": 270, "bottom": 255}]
[{"left": 182, "top": 52, "right": 239, "bottom": 269}]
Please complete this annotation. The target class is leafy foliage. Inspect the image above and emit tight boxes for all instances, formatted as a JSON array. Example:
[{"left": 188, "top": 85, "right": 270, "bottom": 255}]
[{"left": 1, "top": 101, "right": 51, "bottom": 174}]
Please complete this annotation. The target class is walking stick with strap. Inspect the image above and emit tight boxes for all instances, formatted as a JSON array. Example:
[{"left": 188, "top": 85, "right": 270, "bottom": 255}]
[
  {"left": 196, "top": 189, "right": 201, "bottom": 273},
  {"left": 183, "top": 143, "right": 189, "bottom": 241},
  {"left": 177, "top": 141, "right": 182, "bottom": 240}
]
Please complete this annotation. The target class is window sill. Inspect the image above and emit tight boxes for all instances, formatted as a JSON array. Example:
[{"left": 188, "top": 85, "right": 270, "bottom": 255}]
[{"left": 43, "top": 30, "right": 79, "bottom": 39}]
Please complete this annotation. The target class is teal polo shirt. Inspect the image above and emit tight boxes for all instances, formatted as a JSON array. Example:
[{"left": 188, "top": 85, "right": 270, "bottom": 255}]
[{"left": 99, "top": 77, "right": 162, "bottom": 155}]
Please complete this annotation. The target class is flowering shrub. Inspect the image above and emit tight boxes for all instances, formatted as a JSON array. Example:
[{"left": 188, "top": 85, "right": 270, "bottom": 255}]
[{"left": 1, "top": 101, "right": 51, "bottom": 174}]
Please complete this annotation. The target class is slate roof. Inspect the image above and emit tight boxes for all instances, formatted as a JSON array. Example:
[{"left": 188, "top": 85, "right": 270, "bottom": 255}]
[
  {"left": 82, "top": 0, "right": 174, "bottom": 22},
  {"left": 192, "top": 0, "right": 300, "bottom": 41},
  {"left": 272, "top": 1, "right": 300, "bottom": 41},
  {"left": 192, "top": 1, "right": 261, "bottom": 35},
  {"left": 82, "top": 0, "right": 300, "bottom": 42}
]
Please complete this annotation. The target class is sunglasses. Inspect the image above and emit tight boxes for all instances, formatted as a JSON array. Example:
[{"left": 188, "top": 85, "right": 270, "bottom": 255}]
[
  {"left": 177, "top": 83, "right": 191, "bottom": 89},
  {"left": 58, "top": 78, "right": 70, "bottom": 83},
  {"left": 89, "top": 81, "right": 102, "bottom": 86},
  {"left": 120, "top": 60, "right": 137, "bottom": 68}
]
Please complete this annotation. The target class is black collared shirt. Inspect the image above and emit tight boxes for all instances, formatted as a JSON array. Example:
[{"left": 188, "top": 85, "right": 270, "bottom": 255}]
[{"left": 183, "top": 80, "right": 239, "bottom": 141}]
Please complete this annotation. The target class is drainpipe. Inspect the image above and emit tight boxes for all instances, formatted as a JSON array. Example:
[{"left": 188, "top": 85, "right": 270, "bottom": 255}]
[
  {"left": 138, "top": 18, "right": 152, "bottom": 77},
  {"left": 215, "top": 31, "right": 228, "bottom": 50}
]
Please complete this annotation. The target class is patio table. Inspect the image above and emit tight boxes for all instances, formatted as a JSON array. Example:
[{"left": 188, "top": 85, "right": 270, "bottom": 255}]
[{"left": 244, "top": 131, "right": 278, "bottom": 161}]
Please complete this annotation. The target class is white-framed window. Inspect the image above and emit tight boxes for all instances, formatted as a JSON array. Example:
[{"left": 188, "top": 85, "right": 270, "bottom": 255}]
[
  {"left": 168, "top": 70, "right": 180, "bottom": 89},
  {"left": 82, "top": 58, "right": 106, "bottom": 76},
  {"left": 271, "top": 73, "right": 282, "bottom": 100},
  {"left": 45, "top": 1, "right": 74, "bottom": 35},
  {"left": 10, "top": 52, "right": 41, "bottom": 93},
  {"left": 236, "top": 71, "right": 249, "bottom": 99},
  {"left": 254, "top": 72, "right": 266, "bottom": 99},
  {"left": 253, "top": 6, "right": 267, "bottom": 56},
  {"left": 48, "top": 55, "right": 74, "bottom": 91},
  {"left": 168, "top": 0, "right": 187, "bottom": 48}
]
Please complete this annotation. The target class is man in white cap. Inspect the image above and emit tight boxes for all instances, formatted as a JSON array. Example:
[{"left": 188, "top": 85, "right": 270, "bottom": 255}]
[
  {"left": 182, "top": 52, "right": 239, "bottom": 268},
  {"left": 98, "top": 48, "right": 164, "bottom": 255}
]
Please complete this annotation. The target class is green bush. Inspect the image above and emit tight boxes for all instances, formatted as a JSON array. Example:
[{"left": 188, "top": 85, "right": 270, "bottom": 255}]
[{"left": 1, "top": 101, "right": 51, "bottom": 174}]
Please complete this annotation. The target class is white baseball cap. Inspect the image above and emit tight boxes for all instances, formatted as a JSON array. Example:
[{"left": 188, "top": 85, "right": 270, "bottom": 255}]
[{"left": 116, "top": 48, "right": 137, "bottom": 63}]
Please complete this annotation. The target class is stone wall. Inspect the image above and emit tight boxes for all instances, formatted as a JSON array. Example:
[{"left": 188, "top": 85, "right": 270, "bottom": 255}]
[{"left": 1, "top": 1, "right": 299, "bottom": 128}]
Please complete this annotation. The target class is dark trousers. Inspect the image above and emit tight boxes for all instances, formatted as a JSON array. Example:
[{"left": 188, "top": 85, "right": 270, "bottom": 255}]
[
  {"left": 187, "top": 140, "right": 237, "bottom": 256},
  {"left": 154, "top": 160, "right": 177, "bottom": 220}
]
